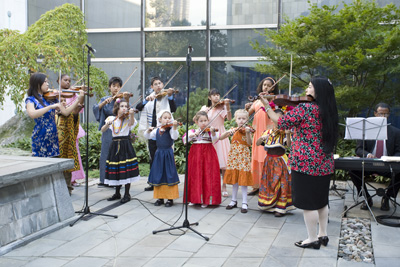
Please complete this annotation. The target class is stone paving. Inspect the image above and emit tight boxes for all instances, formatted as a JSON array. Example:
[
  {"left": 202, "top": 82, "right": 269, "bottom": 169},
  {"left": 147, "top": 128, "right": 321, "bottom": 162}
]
[{"left": 1, "top": 177, "right": 400, "bottom": 267}]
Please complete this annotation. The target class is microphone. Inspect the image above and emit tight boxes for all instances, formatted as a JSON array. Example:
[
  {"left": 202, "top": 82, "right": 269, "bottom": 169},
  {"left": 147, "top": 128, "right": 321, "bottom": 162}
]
[{"left": 85, "top": 44, "right": 96, "bottom": 54}]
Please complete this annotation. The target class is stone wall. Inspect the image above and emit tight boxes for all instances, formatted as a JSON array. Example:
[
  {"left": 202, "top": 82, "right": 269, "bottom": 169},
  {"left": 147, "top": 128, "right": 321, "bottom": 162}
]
[{"left": 0, "top": 156, "right": 76, "bottom": 255}]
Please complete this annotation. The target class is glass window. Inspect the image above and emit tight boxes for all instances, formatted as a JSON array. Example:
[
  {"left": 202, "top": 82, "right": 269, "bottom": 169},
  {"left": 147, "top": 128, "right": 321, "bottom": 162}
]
[
  {"left": 145, "top": 31, "right": 206, "bottom": 57},
  {"left": 211, "top": 0, "right": 278, "bottom": 26},
  {"left": 210, "top": 61, "right": 268, "bottom": 112},
  {"left": 28, "top": 0, "right": 80, "bottom": 26},
  {"left": 88, "top": 62, "right": 142, "bottom": 121},
  {"left": 211, "top": 29, "right": 271, "bottom": 57},
  {"left": 88, "top": 32, "right": 141, "bottom": 58},
  {"left": 85, "top": 0, "right": 141, "bottom": 28},
  {"left": 144, "top": 61, "right": 206, "bottom": 108},
  {"left": 145, "top": 0, "right": 206, "bottom": 27}
]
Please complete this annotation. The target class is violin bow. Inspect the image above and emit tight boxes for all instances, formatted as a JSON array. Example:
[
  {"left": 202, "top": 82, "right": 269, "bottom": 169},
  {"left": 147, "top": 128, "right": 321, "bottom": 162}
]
[
  {"left": 162, "top": 65, "right": 183, "bottom": 89},
  {"left": 112, "top": 67, "right": 138, "bottom": 100},
  {"left": 198, "top": 109, "right": 224, "bottom": 136},
  {"left": 208, "top": 83, "right": 238, "bottom": 111},
  {"left": 71, "top": 76, "right": 84, "bottom": 88},
  {"left": 271, "top": 73, "right": 287, "bottom": 89},
  {"left": 130, "top": 95, "right": 143, "bottom": 108},
  {"left": 58, "top": 70, "right": 61, "bottom": 100}
]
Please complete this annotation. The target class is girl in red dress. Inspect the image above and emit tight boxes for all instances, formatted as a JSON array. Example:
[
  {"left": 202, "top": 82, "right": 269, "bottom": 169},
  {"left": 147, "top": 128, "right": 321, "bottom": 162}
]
[{"left": 183, "top": 111, "right": 221, "bottom": 208}]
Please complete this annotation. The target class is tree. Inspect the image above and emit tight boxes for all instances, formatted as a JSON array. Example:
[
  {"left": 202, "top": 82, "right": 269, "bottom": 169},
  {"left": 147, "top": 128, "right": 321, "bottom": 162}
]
[
  {"left": 0, "top": 3, "right": 108, "bottom": 112},
  {"left": 251, "top": 0, "right": 400, "bottom": 117}
]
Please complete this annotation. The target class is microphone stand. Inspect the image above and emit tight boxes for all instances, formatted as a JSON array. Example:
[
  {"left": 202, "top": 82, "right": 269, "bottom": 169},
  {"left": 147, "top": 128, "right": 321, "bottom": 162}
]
[
  {"left": 70, "top": 45, "right": 118, "bottom": 226},
  {"left": 152, "top": 45, "right": 209, "bottom": 241}
]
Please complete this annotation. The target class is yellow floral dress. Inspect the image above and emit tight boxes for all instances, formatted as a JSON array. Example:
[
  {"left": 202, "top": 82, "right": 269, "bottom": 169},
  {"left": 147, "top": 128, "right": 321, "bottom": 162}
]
[{"left": 223, "top": 129, "right": 253, "bottom": 186}]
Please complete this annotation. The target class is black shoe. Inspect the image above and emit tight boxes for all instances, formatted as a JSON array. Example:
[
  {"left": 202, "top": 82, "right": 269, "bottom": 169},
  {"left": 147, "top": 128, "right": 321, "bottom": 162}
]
[
  {"left": 241, "top": 203, "right": 248, "bottom": 213},
  {"left": 120, "top": 194, "right": 131, "bottom": 204},
  {"left": 144, "top": 185, "right": 154, "bottom": 191},
  {"left": 360, "top": 199, "right": 373, "bottom": 210},
  {"left": 226, "top": 201, "right": 237, "bottom": 210},
  {"left": 318, "top": 236, "right": 329, "bottom": 246},
  {"left": 247, "top": 188, "right": 259, "bottom": 196},
  {"left": 381, "top": 196, "right": 390, "bottom": 211},
  {"left": 107, "top": 193, "right": 121, "bottom": 201},
  {"left": 154, "top": 199, "right": 164, "bottom": 206},
  {"left": 294, "top": 240, "right": 321, "bottom": 249},
  {"left": 165, "top": 200, "right": 173, "bottom": 207}
]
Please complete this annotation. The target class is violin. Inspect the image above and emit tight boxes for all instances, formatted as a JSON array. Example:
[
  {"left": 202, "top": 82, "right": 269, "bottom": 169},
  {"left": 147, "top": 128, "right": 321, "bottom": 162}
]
[
  {"left": 249, "top": 94, "right": 313, "bottom": 107},
  {"left": 213, "top": 99, "right": 236, "bottom": 108},
  {"left": 116, "top": 109, "right": 139, "bottom": 121},
  {"left": 232, "top": 126, "right": 255, "bottom": 134},
  {"left": 155, "top": 89, "right": 180, "bottom": 100},
  {"left": 159, "top": 122, "right": 182, "bottom": 135},
  {"left": 113, "top": 92, "right": 134, "bottom": 100},
  {"left": 44, "top": 88, "right": 92, "bottom": 100}
]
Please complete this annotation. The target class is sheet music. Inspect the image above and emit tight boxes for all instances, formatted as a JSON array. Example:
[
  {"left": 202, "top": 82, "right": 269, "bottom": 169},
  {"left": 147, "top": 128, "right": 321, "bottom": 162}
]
[{"left": 344, "top": 117, "right": 387, "bottom": 140}]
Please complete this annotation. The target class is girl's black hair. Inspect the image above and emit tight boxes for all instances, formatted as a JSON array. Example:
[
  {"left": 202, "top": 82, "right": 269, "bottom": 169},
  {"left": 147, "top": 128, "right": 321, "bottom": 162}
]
[
  {"left": 311, "top": 77, "right": 338, "bottom": 154},
  {"left": 207, "top": 88, "right": 220, "bottom": 107},
  {"left": 27, "top": 72, "right": 47, "bottom": 107},
  {"left": 256, "top": 77, "right": 279, "bottom": 95},
  {"left": 109, "top": 76, "right": 123, "bottom": 88}
]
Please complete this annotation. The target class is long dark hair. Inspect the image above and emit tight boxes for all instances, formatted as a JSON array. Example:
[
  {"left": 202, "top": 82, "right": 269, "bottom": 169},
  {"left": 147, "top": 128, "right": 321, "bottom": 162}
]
[
  {"left": 27, "top": 72, "right": 47, "bottom": 107},
  {"left": 207, "top": 88, "right": 220, "bottom": 107},
  {"left": 311, "top": 77, "right": 338, "bottom": 154},
  {"left": 256, "top": 77, "right": 279, "bottom": 95}
]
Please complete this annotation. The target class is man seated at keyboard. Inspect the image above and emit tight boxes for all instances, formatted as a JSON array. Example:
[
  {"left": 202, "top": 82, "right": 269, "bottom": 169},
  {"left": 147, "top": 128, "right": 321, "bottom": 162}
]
[{"left": 350, "top": 103, "right": 400, "bottom": 211}]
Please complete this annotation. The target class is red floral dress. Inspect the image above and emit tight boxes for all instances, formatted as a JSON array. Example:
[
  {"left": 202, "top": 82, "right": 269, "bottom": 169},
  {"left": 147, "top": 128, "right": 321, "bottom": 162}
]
[{"left": 277, "top": 102, "right": 334, "bottom": 176}]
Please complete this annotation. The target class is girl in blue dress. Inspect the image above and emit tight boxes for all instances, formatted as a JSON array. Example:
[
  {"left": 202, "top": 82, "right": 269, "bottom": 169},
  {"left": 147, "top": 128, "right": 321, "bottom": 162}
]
[
  {"left": 25, "top": 72, "right": 84, "bottom": 157},
  {"left": 144, "top": 110, "right": 180, "bottom": 207}
]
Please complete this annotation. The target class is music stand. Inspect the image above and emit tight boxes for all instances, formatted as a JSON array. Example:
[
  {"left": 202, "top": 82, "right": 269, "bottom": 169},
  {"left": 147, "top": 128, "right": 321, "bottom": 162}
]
[{"left": 342, "top": 117, "right": 388, "bottom": 223}]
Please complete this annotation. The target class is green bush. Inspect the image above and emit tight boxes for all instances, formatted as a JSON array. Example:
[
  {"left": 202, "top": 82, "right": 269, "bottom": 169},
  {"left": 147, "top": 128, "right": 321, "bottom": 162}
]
[
  {"left": 4, "top": 137, "right": 32, "bottom": 151},
  {"left": 175, "top": 87, "right": 208, "bottom": 123},
  {"left": 79, "top": 122, "right": 103, "bottom": 170}
]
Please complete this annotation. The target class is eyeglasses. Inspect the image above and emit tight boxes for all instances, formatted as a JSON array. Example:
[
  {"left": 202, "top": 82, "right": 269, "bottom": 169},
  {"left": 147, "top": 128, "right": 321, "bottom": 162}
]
[{"left": 376, "top": 113, "right": 390, "bottom": 117}]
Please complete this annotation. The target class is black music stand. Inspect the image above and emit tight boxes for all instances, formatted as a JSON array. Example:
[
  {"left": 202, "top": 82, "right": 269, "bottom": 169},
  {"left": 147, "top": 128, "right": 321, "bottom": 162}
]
[{"left": 342, "top": 117, "right": 388, "bottom": 223}]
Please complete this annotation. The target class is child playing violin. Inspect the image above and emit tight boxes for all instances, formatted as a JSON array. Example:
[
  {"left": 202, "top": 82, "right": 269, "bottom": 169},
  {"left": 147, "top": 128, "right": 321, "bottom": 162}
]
[
  {"left": 245, "top": 77, "right": 277, "bottom": 196},
  {"left": 256, "top": 109, "right": 294, "bottom": 217},
  {"left": 26, "top": 72, "right": 84, "bottom": 158},
  {"left": 144, "top": 110, "right": 180, "bottom": 207},
  {"left": 183, "top": 111, "right": 221, "bottom": 208},
  {"left": 57, "top": 74, "right": 86, "bottom": 189},
  {"left": 219, "top": 109, "right": 253, "bottom": 213},
  {"left": 137, "top": 76, "right": 177, "bottom": 192},
  {"left": 93, "top": 77, "right": 131, "bottom": 187},
  {"left": 200, "top": 89, "right": 232, "bottom": 197},
  {"left": 101, "top": 98, "right": 140, "bottom": 204}
]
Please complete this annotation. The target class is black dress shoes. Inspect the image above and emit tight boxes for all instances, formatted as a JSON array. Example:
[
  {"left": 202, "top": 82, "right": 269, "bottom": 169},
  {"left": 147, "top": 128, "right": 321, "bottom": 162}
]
[
  {"left": 144, "top": 185, "right": 154, "bottom": 191},
  {"left": 120, "top": 194, "right": 131, "bottom": 204},
  {"left": 294, "top": 240, "right": 321, "bottom": 249},
  {"left": 381, "top": 195, "right": 390, "bottom": 211},
  {"left": 360, "top": 199, "right": 373, "bottom": 210},
  {"left": 154, "top": 199, "right": 164, "bottom": 206},
  {"left": 226, "top": 201, "right": 237, "bottom": 210},
  {"left": 165, "top": 200, "right": 173, "bottom": 207},
  {"left": 318, "top": 236, "right": 329, "bottom": 246},
  {"left": 107, "top": 193, "right": 121, "bottom": 201},
  {"left": 247, "top": 188, "right": 259, "bottom": 196}
]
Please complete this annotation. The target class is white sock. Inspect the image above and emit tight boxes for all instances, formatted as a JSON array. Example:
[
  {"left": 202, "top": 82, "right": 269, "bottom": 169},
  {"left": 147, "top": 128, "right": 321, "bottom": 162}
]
[
  {"left": 241, "top": 186, "right": 248, "bottom": 204},
  {"left": 232, "top": 183, "right": 239, "bottom": 201}
]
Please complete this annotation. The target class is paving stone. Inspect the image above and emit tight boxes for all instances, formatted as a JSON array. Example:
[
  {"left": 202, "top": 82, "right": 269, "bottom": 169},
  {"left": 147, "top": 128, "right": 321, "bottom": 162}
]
[
  {"left": 62, "top": 257, "right": 110, "bottom": 267},
  {"left": 142, "top": 257, "right": 187, "bottom": 267},
  {"left": 184, "top": 257, "right": 226, "bottom": 267},
  {"left": 23, "top": 257, "right": 68, "bottom": 267},
  {"left": 223, "top": 257, "right": 264, "bottom": 267},
  {"left": 260, "top": 255, "right": 300, "bottom": 267},
  {"left": 193, "top": 243, "right": 235, "bottom": 258},
  {"left": 298, "top": 256, "right": 337, "bottom": 267}
]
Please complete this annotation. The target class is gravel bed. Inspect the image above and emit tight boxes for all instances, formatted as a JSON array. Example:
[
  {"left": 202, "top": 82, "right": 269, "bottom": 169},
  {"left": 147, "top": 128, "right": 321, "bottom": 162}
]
[{"left": 338, "top": 217, "right": 374, "bottom": 263}]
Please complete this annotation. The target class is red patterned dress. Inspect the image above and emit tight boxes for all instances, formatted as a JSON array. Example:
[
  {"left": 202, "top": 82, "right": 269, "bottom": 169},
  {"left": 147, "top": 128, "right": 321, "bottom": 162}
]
[{"left": 257, "top": 129, "right": 294, "bottom": 214}]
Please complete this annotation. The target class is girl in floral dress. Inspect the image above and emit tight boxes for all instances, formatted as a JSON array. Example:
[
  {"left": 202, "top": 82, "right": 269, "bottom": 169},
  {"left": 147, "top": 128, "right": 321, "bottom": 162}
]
[
  {"left": 201, "top": 89, "right": 231, "bottom": 197},
  {"left": 256, "top": 109, "right": 294, "bottom": 217},
  {"left": 25, "top": 72, "right": 84, "bottom": 158},
  {"left": 220, "top": 109, "right": 253, "bottom": 213}
]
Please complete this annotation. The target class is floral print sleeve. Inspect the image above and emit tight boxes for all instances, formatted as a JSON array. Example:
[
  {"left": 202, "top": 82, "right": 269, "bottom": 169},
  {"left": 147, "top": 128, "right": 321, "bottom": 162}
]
[{"left": 277, "top": 102, "right": 334, "bottom": 176}]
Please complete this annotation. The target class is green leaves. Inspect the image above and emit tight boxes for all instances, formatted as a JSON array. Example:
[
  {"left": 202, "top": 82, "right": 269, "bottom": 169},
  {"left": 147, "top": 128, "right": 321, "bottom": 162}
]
[
  {"left": 0, "top": 3, "right": 108, "bottom": 112},
  {"left": 251, "top": 0, "right": 400, "bottom": 118}
]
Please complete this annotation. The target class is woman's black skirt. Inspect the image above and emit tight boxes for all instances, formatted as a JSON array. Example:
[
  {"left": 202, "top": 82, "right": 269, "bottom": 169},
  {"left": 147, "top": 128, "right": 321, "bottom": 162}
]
[{"left": 291, "top": 170, "right": 331, "bottom": 210}]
